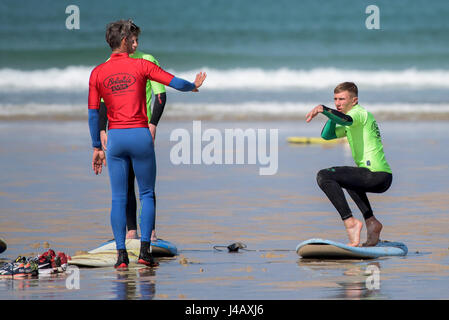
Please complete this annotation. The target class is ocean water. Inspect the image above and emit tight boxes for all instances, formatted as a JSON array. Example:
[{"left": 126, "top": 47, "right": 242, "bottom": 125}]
[{"left": 0, "top": 0, "right": 449, "bottom": 119}]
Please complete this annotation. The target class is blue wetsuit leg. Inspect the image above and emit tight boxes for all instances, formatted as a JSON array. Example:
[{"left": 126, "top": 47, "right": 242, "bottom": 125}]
[{"left": 107, "top": 128, "right": 156, "bottom": 250}]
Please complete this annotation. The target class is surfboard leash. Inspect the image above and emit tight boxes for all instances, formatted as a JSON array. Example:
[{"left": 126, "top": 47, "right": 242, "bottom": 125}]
[
  {"left": 213, "top": 242, "right": 295, "bottom": 253},
  {"left": 213, "top": 242, "right": 247, "bottom": 252}
]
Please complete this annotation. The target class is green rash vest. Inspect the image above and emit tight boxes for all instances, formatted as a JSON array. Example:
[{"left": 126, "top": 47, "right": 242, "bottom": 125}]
[
  {"left": 322, "top": 104, "right": 392, "bottom": 173},
  {"left": 101, "top": 50, "right": 166, "bottom": 122}
]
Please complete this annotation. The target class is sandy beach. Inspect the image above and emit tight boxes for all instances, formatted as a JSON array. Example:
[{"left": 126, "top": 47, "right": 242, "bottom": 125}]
[{"left": 0, "top": 119, "right": 448, "bottom": 300}]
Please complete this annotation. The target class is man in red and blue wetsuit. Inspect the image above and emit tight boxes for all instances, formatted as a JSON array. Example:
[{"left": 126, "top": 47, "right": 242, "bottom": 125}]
[
  {"left": 88, "top": 19, "right": 206, "bottom": 268},
  {"left": 98, "top": 22, "right": 167, "bottom": 242}
]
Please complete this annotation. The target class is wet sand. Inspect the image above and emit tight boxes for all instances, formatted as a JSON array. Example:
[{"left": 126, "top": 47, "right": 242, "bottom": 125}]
[{"left": 0, "top": 120, "right": 449, "bottom": 299}]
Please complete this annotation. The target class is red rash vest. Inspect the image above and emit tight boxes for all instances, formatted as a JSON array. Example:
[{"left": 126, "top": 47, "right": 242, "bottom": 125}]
[{"left": 88, "top": 53, "right": 174, "bottom": 129}]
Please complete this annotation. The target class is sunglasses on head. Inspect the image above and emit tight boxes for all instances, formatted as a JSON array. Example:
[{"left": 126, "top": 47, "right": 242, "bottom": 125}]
[{"left": 127, "top": 19, "right": 137, "bottom": 31}]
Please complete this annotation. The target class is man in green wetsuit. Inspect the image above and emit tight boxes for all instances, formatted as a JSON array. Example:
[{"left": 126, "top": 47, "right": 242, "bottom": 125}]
[
  {"left": 98, "top": 21, "right": 166, "bottom": 241},
  {"left": 306, "top": 82, "right": 392, "bottom": 247}
]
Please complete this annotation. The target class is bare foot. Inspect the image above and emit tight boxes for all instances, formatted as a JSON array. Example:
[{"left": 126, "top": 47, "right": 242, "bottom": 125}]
[
  {"left": 126, "top": 230, "right": 139, "bottom": 239},
  {"left": 151, "top": 230, "right": 158, "bottom": 242},
  {"left": 126, "top": 230, "right": 157, "bottom": 241},
  {"left": 343, "top": 217, "right": 363, "bottom": 247},
  {"left": 363, "top": 217, "right": 383, "bottom": 247}
]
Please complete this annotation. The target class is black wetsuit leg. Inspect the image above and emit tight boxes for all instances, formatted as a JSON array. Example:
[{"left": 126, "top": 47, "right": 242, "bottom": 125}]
[
  {"left": 153, "top": 190, "right": 156, "bottom": 225},
  {"left": 126, "top": 164, "right": 157, "bottom": 232},
  {"left": 126, "top": 164, "right": 137, "bottom": 231},
  {"left": 316, "top": 166, "right": 392, "bottom": 221}
]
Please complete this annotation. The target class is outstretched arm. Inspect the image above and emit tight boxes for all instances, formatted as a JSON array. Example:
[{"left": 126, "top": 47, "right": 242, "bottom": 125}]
[
  {"left": 321, "top": 119, "right": 338, "bottom": 140},
  {"left": 321, "top": 105, "right": 353, "bottom": 126},
  {"left": 306, "top": 104, "right": 353, "bottom": 125},
  {"left": 306, "top": 104, "right": 352, "bottom": 140},
  {"left": 168, "top": 72, "right": 207, "bottom": 92},
  {"left": 142, "top": 59, "right": 207, "bottom": 92}
]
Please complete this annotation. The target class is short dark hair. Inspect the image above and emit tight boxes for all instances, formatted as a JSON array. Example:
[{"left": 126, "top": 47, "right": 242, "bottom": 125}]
[
  {"left": 334, "top": 82, "right": 358, "bottom": 97},
  {"left": 105, "top": 19, "right": 141, "bottom": 50}
]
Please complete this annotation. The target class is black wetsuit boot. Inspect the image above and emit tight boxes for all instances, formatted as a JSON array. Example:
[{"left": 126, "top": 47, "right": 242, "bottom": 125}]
[
  {"left": 138, "top": 241, "right": 159, "bottom": 267},
  {"left": 114, "top": 249, "right": 129, "bottom": 269}
]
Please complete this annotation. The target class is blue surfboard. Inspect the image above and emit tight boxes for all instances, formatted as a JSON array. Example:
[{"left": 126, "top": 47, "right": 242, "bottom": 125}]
[
  {"left": 296, "top": 238, "right": 407, "bottom": 259},
  {"left": 88, "top": 238, "right": 177, "bottom": 257}
]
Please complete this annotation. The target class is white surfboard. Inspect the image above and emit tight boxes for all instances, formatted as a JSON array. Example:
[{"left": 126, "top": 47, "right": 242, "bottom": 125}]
[
  {"left": 68, "top": 250, "right": 140, "bottom": 268},
  {"left": 68, "top": 238, "right": 177, "bottom": 267},
  {"left": 88, "top": 238, "right": 177, "bottom": 257},
  {"left": 296, "top": 238, "right": 408, "bottom": 259}
]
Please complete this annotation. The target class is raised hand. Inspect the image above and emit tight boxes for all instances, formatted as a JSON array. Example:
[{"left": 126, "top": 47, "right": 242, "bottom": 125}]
[
  {"left": 192, "top": 72, "right": 207, "bottom": 92},
  {"left": 306, "top": 105, "right": 324, "bottom": 123}
]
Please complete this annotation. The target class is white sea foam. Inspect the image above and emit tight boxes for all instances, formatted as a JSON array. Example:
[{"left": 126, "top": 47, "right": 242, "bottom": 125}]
[
  {"left": 0, "top": 66, "right": 91, "bottom": 91},
  {"left": 164, "top": 102, "right": 449, "bottom": 118},
  {"left": 174, "top": 67, "right": 449, "bottom": 90},
  {"left": 1, "top": 66, "right": 449, "bottom": 92},
  {"left": 2, "top": 102, "right": 449, "bottom": 117},
  {"left": 0, "top": 103, "right": 85, "bottom": 116}
]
